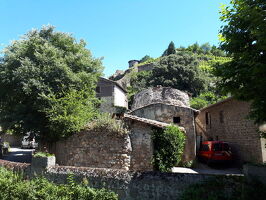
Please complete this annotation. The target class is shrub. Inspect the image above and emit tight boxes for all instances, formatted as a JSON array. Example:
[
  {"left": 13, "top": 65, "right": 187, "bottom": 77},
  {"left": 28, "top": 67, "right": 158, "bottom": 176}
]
[
  {"left": 86, "top": 113, "right": 129, "bottom": 135},
  {"left": 0, "top": 167, "right": 118, "bottom": 200},
  {"left": 152, "top": 125, "right": 186, "bottom": 172},
  {"left": 33, "top": 151, "right": 54, "bottom": 157}
]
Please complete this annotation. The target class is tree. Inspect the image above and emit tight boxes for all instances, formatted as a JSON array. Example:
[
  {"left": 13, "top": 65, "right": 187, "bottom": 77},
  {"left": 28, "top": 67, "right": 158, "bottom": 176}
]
[
  {"left": 149, "top": 52, "right": 207, "bottom": 96},
  {"left": 139, "top": 55, "right": 152, "bottom": 63},
  {"left": 162, "top": 41, "right": 176, "bottom": 56},
  {"left": 215, "top": 0, "right": 266, "bottom": 125},
  {"left": 0, "top": 25, "right": 103, "bottom": 142}
]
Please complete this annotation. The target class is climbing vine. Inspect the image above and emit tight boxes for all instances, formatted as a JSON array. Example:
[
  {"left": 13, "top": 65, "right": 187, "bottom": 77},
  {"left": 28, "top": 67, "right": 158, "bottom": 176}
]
[{"left": 152, "top": 125, "right": 186, "bottom": 172}]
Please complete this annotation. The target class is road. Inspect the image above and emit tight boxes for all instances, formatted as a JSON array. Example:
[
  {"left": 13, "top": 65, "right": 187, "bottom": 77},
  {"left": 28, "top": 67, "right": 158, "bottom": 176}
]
[
  {"left": 172, "top": 162, "right": 243, "bottom": 175},
  {"left": 2, "top": 147, "right": 34, "bottom": 163}
]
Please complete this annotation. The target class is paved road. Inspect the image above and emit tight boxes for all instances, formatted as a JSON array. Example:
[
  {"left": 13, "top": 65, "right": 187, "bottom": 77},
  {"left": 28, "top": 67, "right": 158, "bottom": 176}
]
[
  {"left": 2, "top": 147, "right": 34, "bottom": 163},
  {"left": 172, "top": 162, "right": 243, "bottom": 175}
]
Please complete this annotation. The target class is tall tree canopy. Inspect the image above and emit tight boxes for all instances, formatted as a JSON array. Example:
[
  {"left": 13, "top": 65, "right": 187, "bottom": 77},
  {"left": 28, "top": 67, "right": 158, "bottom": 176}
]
[
  {"left": 0, "top": 26, "right": 103, "bottom": 141},
  {"left": 162, "top": 41, "right": 176, "bottom": 56},
  {"left": 150, "top": 53, "right": 206, "bottom": 96},
  {"left": 215, "top": 0, "right": 266, "bottom": 124}
]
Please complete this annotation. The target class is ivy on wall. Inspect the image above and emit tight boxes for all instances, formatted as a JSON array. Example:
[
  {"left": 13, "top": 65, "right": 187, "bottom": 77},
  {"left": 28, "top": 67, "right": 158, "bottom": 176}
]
[{"left": 152, "top": 125, "right": 186, "bottom": 172}]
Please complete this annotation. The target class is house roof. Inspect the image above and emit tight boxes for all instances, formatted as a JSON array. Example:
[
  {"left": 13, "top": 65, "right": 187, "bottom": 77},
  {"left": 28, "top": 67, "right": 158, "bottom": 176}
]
[
  {"left": 99, "top": 77, "right": 127, "bottom": 93},
  {"left": 124, "top": 113, "right": 185, "bottom": 132},
  {"left": 200, "top": 97, "right": 234, "bottom": 112}
]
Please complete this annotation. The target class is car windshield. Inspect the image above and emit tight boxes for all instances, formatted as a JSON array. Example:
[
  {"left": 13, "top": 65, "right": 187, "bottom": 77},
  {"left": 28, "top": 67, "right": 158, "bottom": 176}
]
[
  {"left": 213, "top": 143, "right": 223, "bottom": 151},
  {"left": 213, "top": 143, "right": 230, "bottom": 151}
]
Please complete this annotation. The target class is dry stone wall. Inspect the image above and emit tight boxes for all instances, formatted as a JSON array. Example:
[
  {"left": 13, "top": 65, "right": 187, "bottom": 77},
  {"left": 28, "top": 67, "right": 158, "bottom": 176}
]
[
  {"left": 55, "top": 130, "right": 132, "bottom": 170},
  {"left": 54, "top": 124, "right": 154, "bottom": 171},
  {"left": 129, "top": 122, "right": 154, "bottom": 171}
]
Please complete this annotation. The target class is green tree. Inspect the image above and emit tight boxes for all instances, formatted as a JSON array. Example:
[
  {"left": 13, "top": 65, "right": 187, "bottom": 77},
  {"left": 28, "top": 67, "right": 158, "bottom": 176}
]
[
  {"left": 152, "top": 125, "right": 186, "bottom": 172},
  {"left": 150, "top": 52, "right": 207, "bottom": 96},
  {"left": 139, "top": 55, "right": 152, "bottom": 63},
  {"left": 0, "top": 25, "right": 103, "bottom": 142},
  {"left": 162, "top": 41, "right": 176, "bottom": 56},
  {"left": 215, "top": 0, "right": 266, "bottom": 125}
]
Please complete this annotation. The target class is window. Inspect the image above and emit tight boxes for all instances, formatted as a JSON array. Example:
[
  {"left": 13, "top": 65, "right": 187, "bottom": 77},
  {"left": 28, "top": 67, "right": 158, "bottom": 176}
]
[
  {"left": 96, "top": 86, "right": 101, "bottom": 93},
  {"left": 200, "top": 144, "right": 210, "bottom": 151},
  {"left": 219, "top": 111, "right": 224, "bottom": 123},
  {"left": 173, "top": 117, "right": 181, "bottom": 124},
  {"left": 205, "top": 112, "right": 209, "bottom": 125}
]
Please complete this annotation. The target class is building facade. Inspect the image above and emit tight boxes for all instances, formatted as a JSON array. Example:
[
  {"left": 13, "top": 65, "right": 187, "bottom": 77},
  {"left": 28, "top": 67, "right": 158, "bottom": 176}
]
[
  {"left": 196, "top": 97, "right": 266, "bottom": 164},
  {"left": 96, "top": 77, "right": 128, "bottom": 113}
]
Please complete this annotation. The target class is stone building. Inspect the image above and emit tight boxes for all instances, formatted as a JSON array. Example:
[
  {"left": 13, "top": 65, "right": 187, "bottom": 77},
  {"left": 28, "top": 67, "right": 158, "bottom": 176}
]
[
  {"left": 196, "top": 97, "right": 266, "bottom": 165},
  {"left": 96, "top": 77, "right": 128, "bottom": 113},
  {"left": 53, "top": 114, "right": 172, "bottom": 171},
  {"left": 130, "top": 86, "right": 198, "bottom": 161}
]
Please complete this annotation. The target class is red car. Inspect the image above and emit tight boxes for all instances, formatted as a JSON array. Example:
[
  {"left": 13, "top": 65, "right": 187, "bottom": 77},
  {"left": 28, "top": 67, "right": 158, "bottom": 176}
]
[{"left": 198, "top": 141, "right": 233, "bottom": 164}]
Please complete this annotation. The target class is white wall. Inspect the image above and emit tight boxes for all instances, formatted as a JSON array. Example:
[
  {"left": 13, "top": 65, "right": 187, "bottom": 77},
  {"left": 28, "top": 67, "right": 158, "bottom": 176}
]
[{"left": 114, "top": 86, "right": 128, "bottom": 108}]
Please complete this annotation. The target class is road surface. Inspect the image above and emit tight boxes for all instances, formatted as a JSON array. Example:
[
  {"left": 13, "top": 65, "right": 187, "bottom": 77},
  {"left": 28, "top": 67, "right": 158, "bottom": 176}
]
[{"left": 2, "top": 147, "right": 34, "bottom": 163}]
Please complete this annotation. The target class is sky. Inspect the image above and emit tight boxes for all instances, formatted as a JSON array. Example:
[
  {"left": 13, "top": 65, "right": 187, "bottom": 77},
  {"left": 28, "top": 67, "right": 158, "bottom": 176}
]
[{"left": 0, "top": 0, "right": 231, "bottom": 77}]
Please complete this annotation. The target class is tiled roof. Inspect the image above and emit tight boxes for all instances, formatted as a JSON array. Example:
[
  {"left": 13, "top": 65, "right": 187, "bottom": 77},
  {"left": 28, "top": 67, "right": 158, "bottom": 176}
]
[{"left": 124, "top": 114, "right": 185, "bottom": 132}]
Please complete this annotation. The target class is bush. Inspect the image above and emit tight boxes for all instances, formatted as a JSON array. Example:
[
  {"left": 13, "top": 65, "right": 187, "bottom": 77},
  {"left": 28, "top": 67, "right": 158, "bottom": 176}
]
[
  {"left": 0, "top": 167, "right": 118, "bottom": 200},
  {"left": 152, "top": 125, "right": 186, "bottom": 172},
  {"left": 86, "top": 113, "right": 129, "bottom": 135}
]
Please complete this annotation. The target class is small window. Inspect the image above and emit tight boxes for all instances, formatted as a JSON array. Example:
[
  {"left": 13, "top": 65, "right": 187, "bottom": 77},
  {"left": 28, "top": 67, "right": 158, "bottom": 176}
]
[
  {"left": 213, "top": 143, "right": 223, "bottom": 151},
  {"left": 173, "top": 117, "right": 181, "bottom": 124},
  {"left": 219, "top": 111, "right": 224, "bottom": 123},
  {"left": 205, "top": 112, "right": 209, "bottom": 125},
  {"left": 96, "top": 86, "right": 100, "bottom": 93}
]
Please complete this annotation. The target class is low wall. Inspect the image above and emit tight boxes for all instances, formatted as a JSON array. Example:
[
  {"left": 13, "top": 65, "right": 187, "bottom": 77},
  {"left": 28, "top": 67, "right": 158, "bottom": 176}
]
[
  {"left": 243, "top": 164, "right": 266, "bottom": 184},
  {"left": 55, "top": 130, "right": 132, "bottom": 170},
  {"left": 0, "top": 158, "right": 243, "bottom": 200}
]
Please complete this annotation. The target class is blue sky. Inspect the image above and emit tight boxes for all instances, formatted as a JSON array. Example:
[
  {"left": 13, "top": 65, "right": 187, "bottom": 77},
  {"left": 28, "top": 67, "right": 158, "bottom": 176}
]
[{"left": 0, "top": 0, "right": 230, "bottom": 77}]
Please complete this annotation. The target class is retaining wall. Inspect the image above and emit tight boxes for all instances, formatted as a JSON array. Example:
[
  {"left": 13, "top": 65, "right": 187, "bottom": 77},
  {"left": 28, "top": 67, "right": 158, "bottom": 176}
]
[{"left": 0, "top": 158, "right": 243, "bottom": 200}]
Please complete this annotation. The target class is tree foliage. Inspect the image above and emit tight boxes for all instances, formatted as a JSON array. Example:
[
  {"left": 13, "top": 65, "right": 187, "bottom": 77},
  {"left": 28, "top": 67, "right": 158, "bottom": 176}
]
[
  {"left": 150, "top": 52, "right": 207, "bottom": 96},
  {"left": 215, "top": 0, "right": 266, "bottom": 124},
  {"left": 0, "top": 25, "right": 103, "bottom": 141},
  {"left": 162, "top": 41, "right": 176, "bottom": 56},
  {"left": 152, "top": 125, "right": 186, "bottom": 172}
]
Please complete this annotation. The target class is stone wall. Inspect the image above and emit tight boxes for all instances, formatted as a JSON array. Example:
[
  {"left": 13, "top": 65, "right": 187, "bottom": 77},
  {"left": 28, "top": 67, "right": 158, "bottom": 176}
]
[
  {"left": 196, "top": 98, "right": 265, "bottom": 164},
  {"left": 55, "top": 130, "right": 132, "bottom": 170},
  {"left": 0, "top": 158, "right": 243, "bottom": 200},
  {"left": 131, "top": 103, "right": 196, "bottom": 161},
  {"left": 45, "top": 166, "right": 242, "bottom": 200},
  {"left": 54, "top": 124, "right": 154, "bottom": 171},
  {"left": 129, "top": 122, "right": 154, "bottom": 171},
  {"left": 0, "top": 134, "right": 23, "bottom": 147},
  {"left": 99, "top": 96, "right": 116, "bottom": 113}
]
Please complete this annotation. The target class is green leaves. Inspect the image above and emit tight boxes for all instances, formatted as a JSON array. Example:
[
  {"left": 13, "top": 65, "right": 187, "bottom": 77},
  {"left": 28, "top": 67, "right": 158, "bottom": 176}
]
[
  {"left": 0, "top": 25, "right": 103, "bottom": 141},
  {"left": 216, "top": 0, "right": 266, "bottom": 125},
  {"left": 152, "top": 125, "right": 186, "bottom": 172}
]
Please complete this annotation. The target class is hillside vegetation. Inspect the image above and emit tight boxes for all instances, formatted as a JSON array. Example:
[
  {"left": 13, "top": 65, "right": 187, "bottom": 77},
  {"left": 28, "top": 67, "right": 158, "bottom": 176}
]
[{"left": 111, "top": 42, "right": 231, "bottom": 109}]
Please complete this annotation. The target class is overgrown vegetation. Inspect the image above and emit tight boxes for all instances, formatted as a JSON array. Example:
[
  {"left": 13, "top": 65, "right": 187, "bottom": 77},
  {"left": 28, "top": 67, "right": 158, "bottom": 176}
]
[
  {"left": 0, "top": 167, "right": 118, "bottom": 200},
  {"left": 33, "top": 152, "right": 54, "bottom": 157},
  {"left": 0, "top": 25, "right": 103, "bottom": 142},
  {"left": 125, "top": 42, "right": 230, "bottom": 109},
  {"left": 180, "top": 176, "right": 266, "bottom": 200},
  {"left": 152, "top": 125, "right": 186, "bottom": 172},
  {"left": 86, "top": 113, "right": 129, "bottom": 135}
]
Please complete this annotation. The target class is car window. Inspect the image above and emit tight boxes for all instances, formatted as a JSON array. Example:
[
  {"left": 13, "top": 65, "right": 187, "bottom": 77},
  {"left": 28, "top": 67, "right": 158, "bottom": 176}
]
[
  {"left": 223, "top": 143, "right": 229, "bottom": 151},
  {"left": 200, "top": 144, "right": 210, "bottom": 151},
  {"left": 213, "top": 143, "right": 223, "bottom": 151}
]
